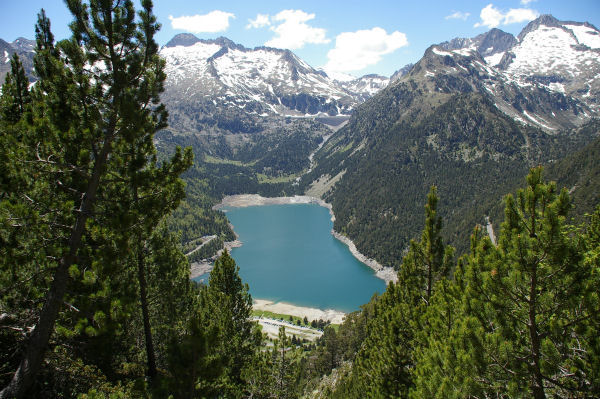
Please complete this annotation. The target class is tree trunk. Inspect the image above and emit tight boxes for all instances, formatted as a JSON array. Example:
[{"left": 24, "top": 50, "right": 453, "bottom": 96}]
[
  {"left": 528, "top": 263, "right": 546, "bottom": 399},
  {"left": 0, "top": 137, "right": 113, "bottom": 399},
  {"left": 137, "top": 241, "right": 157, "bottom": 380}
]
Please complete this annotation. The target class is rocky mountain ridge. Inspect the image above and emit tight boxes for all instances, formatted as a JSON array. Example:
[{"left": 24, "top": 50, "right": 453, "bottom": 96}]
[
  {"left": 432, "top": 15, "right": 600, "bottom": 131},
  {"left": 5, "top": 15, "right": 598, "bottom": 135},
  {"left": 158, "top": 34, "right": 392, "bottom": 137},
  {"left": 0, "top": 37, "right": 35, "bottom": 85}
]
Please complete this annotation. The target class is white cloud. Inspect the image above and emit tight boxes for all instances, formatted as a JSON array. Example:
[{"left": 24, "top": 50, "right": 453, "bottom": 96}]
[
  {"left": 520, "top": 0, "right": 537, "bottom": 4},
  {"left": 264, "top": 9, "right": 330, "bottom": 50},
  {"left": 247, "top": 14, "right": 270, "bottom": 29},
  {"left": 504, "top": 8, "right": 539, "bottom": 24},
  {"left": 445, "top": 11, "right": 471, "bottom": 21},
  {"left": 474, "top": 4, "right": 538, "bottom": 28},
  {"left": 474, "top": 4, "right": 505, "bottom": 28},
  {"left": 169, "top": 11, "right": 235, "bottom": 34},
  {"left": 324, "top": 27, "right": 408, "bottom": 73}
]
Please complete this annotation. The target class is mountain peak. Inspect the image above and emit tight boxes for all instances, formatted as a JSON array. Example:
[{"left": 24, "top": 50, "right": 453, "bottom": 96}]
[
  {"left": 518, "top": 14, "right": 561, "bottom": 41},
  {"left": 11, "top": 37, "right": 35, "bottom": 53},
  {"left": 211, "top": 36, "right": 246, "bottom": 51},
  {"left": 390, "top": 63, "right": 414, "bottom": 82},
  {"left": 13, "top": 37, "right": 33, "bottom": 44},
  {"left": 165, "top": 33, "right": 201, "bottom": 48},
  {"left": 439, "top": 28, "right": 516, "bottom": 59},
  {"left": 164, "top": 34, "right": 248, "bottom": 53},
  {"left": 158, "top": 35, "right": 374, "bottom": 122},
  {"left": 477, "top": 29, "right": 517, "bottom": 54}
]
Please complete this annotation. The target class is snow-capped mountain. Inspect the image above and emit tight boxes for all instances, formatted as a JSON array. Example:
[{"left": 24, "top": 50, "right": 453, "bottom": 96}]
[
  {"left": 0, "top": 37, "right": 35, "bottom": 85},
  {"left": 439, "top": 28, "right": 518, "bottom": 65},
  {"left": 406, "top": 15, "right": 600, "bottom": 132},
  {"left": 10, "top": 37, "right": 35, "bottom": 54},
  {"left": 159, "top": 34, "right": 383, "bottom": 125},
  {"left": 3, "top": 15, "right": 598, "bottom": 135},
  {"left": 337, "top": 74, "right": 390, "bottom": 102},
  {"left": 501, "top": 16, "right": 600, "bottom": 113}
]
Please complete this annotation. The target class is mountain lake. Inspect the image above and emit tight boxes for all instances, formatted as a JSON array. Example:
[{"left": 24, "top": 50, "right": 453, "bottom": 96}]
[{"left": 214, "top": 203, "right": 386, "bottom": 312}]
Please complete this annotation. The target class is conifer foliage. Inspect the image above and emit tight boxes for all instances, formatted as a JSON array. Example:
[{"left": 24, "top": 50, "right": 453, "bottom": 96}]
[
  {"left": 335, "top": 186, "right": 455, "bottom": 398},
  {"left": 202, "top": 250, "right": 262, "bottom": 396},
  {"left": 0, "top": 54, "right": 30, "bottom": 123},
  {"left": 0, "top": 1, "right": 192, "bottom": 397},
  {"left": 1, "top": 2, "right": 599, "bottom": 397},
  {"left": 454, "top": 167, "right": 600, "bottom": 397},
  {"left": 325, "top": 169, "right": 600, "bottom": 398}
]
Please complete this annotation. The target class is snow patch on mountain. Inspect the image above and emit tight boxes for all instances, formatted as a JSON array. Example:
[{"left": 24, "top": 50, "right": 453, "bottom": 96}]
[
  {"left": 432, "top": 48, "right": 453, "bottom": 57},
  {"left": 565, "top": 24, "right": 600, "bottom": 49},
  {"left": 160, "top": 35, "right": 388, "bottom": 124},
  {"left": 424, "top": 15, "right": 600, "bottom": 131},
  {"left": 0, "top": 37, "right": 35, "bottom": 85},
  {"left": 505, "top": 25, "right": 594, "bottom": 78},
  {"left": 324, "top": 70, "right": 357, "bottom": 82},
  {"left": 485, "top": 51, "right": 505, "bottom": 67}
]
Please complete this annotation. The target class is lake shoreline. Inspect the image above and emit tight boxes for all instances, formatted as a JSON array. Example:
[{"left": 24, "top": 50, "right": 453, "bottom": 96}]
[
  {"left": 189, "top": 239, "right": 242, "bottom": 280},
  {"left": 214, "top": 194, "right": 398, "bottom": 284},
  {"left": 253, "top": 299, "right": 346, "bottom": 324}
]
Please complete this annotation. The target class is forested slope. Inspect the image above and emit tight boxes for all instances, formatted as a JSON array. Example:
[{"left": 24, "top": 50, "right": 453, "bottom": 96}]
[
  {"left": 296, "top": 169, "right": 600, "bottom": 398},
  {"left": 298, "top": 47, "right": 599, "bottom": 263}
]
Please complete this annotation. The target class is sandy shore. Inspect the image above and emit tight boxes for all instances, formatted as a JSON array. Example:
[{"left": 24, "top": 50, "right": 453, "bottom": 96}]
[
  {"left": 215, "top": 194, "right": 334, "bottom": 221},
  {"left": 215, "top": 194, "right": 398, "bottom": 284},
  {"left": 190, "top": 261, "right": 213, "bottom": 279},
  {"left": 253, "top": 299, "right": 346, "bottom": 324}
]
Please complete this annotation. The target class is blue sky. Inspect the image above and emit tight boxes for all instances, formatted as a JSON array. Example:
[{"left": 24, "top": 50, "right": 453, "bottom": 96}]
[{"left": 1, "top": 1, "right": 599, "bottom": 77}]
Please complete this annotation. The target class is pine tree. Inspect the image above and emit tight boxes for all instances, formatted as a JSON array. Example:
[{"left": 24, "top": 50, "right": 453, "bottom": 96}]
[
  {"left": 412, "top": 186, "right": 454, "bottom": 304},
  {"left": 0, "top": 54, "right": 31, "bottom": 123},
  {"left": 410, "top": 268, "right": 485, "bottom": 398},
  {"left": 118, "top": 141, "right": 192, "bottom": 381},
  {"left": 408, "top": 225, "right": 494, "bottom": 398},
  {"left": 274, "top": 326, "right": 295, "bottom": 398},
  {"left": 338, "top": 186, "right": 454, "bottom": 398},
  {"left": 166, "top": 306, "right": 222, "bottom": 398},
  {"left": 571, "top": 205, "right": 600, "bottom": 394},
  {"left": 458, "top": 167, "right": 598, "bottom": 397},
  {"left": 0, "top": 1, "right": 170, "bottom": 396},
  {"left": 242, "top": 348, "right": 276, "bottom": 399},
  {"left": 202, "top": 250, "right": 262, "bottom": 396},
  {"left": 146, "top": 222, "right": 198, "bottom": 369}
]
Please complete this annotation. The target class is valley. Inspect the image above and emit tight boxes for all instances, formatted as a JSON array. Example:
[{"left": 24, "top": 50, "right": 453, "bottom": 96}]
[
  {"left": 1, "top": 2, "right": 599, "bottom": 397},
  {"left": 156, "top": 15, "right": 600, "bottom": 274}
]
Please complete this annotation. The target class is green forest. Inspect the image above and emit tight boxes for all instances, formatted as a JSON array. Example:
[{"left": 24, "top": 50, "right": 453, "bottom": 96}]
[{"left": 1, "top": 1, "right": 599, "bottom": 398}]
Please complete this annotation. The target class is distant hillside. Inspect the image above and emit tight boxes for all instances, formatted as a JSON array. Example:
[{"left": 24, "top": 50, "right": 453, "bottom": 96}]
[
  {"left": 299, "top": 15, "right": 600, "bottom": 265},
  {"left": 548, "top": 123, "right": 600, "bottom": 220},
  {"left": 471, "top": 119, "right": 600, "bottom": 246}
]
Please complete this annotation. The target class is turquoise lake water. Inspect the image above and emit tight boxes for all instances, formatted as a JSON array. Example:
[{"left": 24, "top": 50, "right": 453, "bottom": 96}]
[{"left": 221, "top": 203, "right": 386, "bottom": 312}]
